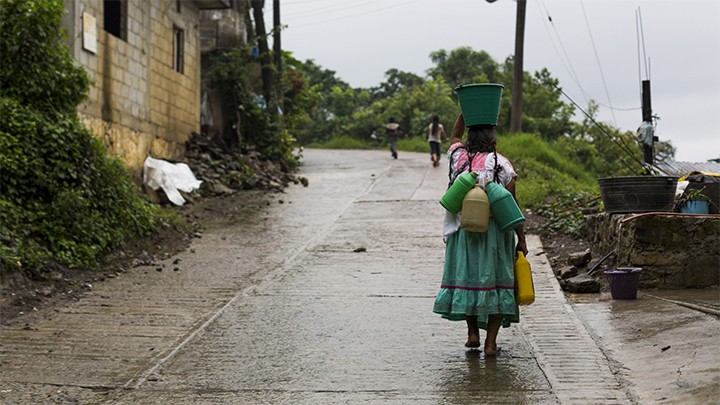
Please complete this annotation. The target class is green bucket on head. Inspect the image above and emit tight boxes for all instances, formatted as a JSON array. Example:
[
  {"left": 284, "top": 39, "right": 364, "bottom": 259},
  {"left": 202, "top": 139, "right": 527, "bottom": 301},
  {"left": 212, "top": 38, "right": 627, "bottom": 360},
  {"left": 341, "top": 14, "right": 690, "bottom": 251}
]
[{"left": 455, "top": 83, "right": 504, "bottom": 126}]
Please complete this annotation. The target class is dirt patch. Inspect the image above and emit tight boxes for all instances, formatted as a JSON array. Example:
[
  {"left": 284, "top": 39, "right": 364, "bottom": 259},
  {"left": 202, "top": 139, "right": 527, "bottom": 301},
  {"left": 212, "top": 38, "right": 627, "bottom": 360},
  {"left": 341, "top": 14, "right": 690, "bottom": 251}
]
[
  {"left": 0, "top": 217, "right": 193, "bottom": 325},
  {"left": 523, "top": 209, "right": 602, "bottom": 280}
]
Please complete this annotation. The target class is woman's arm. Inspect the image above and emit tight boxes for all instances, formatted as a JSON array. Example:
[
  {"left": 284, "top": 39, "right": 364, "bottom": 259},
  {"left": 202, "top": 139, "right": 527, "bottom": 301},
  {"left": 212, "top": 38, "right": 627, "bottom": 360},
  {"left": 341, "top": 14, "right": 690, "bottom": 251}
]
[
  {"left": 439, "top": 124, "right": 448, "bottom": 141},
  {"left": 505, "top": 179, "right": 528, "bottom": 256},
  {"left": 450, "top": 113, "right": 464, "bottom": 144}
]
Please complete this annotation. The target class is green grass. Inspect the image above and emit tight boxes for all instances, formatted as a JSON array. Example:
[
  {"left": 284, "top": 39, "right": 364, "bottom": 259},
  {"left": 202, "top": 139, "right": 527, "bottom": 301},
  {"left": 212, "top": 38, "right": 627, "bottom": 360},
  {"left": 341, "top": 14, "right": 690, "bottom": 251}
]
[
  {"left": 306, "top": 135, "right": 378, "bottom": 150},
  {"left": 396, "top": 137, "right": 436, "bottom": 153},
  {"left": 498, "top": 133, "right": 599, "bottom": 208}
]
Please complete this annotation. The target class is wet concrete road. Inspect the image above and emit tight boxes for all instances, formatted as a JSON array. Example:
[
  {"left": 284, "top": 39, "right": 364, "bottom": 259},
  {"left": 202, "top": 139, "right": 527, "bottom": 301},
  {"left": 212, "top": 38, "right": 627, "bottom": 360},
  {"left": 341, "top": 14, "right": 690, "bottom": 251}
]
[{"left": 1, "top": 149, "right": 717, "bottom": 404}]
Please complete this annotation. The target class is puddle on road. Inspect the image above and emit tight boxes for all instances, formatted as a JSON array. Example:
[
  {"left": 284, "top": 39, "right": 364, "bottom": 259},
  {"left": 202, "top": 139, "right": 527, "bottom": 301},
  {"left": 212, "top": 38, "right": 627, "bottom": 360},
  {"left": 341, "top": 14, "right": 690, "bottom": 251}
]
[
  {"left": 568, "top": 290, "right": 720, "bottom": 404},
  {"left": 434, "top": 348, "right": 551, "bottom": 404}
]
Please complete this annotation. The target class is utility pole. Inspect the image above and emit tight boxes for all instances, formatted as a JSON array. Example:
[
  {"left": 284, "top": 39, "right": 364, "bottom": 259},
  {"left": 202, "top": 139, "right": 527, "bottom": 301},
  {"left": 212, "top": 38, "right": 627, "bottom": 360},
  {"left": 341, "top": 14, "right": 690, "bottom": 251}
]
[
  {"left": 510, "top": 0, "right": 526, "bottom": 133},
  {"left": 251, "top": 0, "right": 275, "bottom": 113},
  {"left": 273, "top": 0, "right": 282, "bottom": 109},
  {"left": 639, "top": 80, "right": 656, "bottom": 165},
  {"left": 487, "top": 0, "right": 525, "bottom": 133}
]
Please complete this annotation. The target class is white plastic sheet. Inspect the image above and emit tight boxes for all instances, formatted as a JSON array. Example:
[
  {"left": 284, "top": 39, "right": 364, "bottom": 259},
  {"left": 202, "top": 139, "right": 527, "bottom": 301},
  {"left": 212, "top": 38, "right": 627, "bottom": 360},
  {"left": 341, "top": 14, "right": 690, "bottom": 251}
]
[
  {"left": 143, "top": 156, "right": 202, "bottom": 206},
  {"left": 675, "top": 180, "right": 689, "bottom": 197}
]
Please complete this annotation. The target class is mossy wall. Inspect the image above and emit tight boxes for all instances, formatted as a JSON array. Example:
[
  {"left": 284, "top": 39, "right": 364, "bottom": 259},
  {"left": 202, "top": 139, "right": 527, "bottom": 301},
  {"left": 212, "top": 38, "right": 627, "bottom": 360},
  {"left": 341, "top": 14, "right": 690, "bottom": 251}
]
[{"left": 586, "top": 214, "right": 719, "bottom": 289}]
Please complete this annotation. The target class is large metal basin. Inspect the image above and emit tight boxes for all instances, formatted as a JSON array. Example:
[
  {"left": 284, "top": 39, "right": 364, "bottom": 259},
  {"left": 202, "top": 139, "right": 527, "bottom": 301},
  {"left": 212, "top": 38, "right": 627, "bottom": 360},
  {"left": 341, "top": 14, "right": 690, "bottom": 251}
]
[{"left": 598, "top": 176, "right": 678, "bottom": 213}]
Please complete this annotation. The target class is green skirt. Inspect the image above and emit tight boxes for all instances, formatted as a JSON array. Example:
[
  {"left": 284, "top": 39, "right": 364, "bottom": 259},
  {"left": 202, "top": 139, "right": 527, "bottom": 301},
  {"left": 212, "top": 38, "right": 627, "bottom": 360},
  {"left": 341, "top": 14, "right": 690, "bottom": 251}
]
[{"left": 433, "top": 220, "right": 519, "bottom": 330}]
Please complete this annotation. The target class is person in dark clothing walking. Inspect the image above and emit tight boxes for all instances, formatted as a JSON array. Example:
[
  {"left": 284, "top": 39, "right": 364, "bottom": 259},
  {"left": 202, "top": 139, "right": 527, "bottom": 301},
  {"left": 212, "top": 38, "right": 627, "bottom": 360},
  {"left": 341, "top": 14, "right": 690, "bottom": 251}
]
[
  {"left": 427, "top": 115, "right": 447, "bottom": 167},
  {"left": 386, "top": 117, "right": 406, "bottom": 159}
]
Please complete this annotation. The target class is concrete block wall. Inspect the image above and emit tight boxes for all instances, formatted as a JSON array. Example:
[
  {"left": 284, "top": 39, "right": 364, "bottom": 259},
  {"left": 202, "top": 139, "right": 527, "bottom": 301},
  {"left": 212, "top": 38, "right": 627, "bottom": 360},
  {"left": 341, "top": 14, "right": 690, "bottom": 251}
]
[
  {"left": 63, "top": 0, "right": 202, "bottom": 179},
  {"left": 199, "top": 6, "right": 247, "bottom": 52},
  {"left": 586, "top": 213, "right": 720, "bottom": 289}
]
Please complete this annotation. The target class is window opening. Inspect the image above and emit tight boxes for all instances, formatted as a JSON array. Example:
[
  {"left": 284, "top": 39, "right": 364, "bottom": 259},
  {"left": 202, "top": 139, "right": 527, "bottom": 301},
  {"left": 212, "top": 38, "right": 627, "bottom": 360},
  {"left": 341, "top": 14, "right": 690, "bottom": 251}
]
[
  {"left": 173, "top": 26, "right": 184, "bottom": 73},
  {"left": 104, "top": 0, "right": 127, "bottom": 40}
]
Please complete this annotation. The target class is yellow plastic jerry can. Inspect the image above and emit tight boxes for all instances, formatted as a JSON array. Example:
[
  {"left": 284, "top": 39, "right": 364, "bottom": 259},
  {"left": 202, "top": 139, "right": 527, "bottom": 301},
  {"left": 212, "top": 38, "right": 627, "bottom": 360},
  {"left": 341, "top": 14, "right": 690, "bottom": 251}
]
[{"left": 514, "top": 252, "right": 535, "bottom": 305}]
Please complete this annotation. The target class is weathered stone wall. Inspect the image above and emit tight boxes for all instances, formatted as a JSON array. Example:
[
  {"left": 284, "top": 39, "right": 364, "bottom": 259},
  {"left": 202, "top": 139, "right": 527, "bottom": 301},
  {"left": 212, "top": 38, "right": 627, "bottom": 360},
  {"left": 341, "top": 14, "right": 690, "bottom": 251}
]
[
  {"left": 62, "top": 0, "right": 202, "bottom": 179},
  {"left": 199, "top": 5, "right": 247, "bottom": 52},
  {"left": 197, "top": 3, "right": 248, "bottom": 142},
  {"left": 586, "top": 213, "right": 720, "bottom": 289}
]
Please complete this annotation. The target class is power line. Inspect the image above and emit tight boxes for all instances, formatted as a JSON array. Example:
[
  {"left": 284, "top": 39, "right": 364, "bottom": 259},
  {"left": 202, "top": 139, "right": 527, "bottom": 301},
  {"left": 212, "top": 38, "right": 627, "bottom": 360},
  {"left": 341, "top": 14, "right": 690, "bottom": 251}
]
[
  {"left": 552, "top": 83, "right": 647, "bottom": 172},
  {"left": 534, "top": 0, "right": 588, "bottom": 105},
  {"left": 638, "top": 7, "right": 650, "bottom": 80},
  {"left": 538, "top": 0, "right": 589, "bottom": 107},
  {"left": 593, "top": 102, "right": 641, "bottom": 112},
  {"left": 580, "top": 0, "right": 617, "bottom": 125},
  {"left": 283, "top": 0, "right": 339, "bottom": 5},
  {"left": 536, "top": 1, "right": 641, "bottom": 115},
  {"left": 285, "top": 0, "right": 417, "bottom": 29},
  {"left": 636, "top": 8, "right": 643, "bottom": 102},
  {"left": 284, "top": 0, "right": 385, "bottom": 19}
]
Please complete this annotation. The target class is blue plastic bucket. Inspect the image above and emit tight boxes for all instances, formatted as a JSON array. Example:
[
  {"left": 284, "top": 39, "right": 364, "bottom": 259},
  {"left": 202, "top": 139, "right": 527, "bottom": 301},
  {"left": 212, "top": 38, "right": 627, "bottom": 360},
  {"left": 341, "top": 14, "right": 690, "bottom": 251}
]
[{"left": 680, "top": 199, "right": 710, "bottom": 214}]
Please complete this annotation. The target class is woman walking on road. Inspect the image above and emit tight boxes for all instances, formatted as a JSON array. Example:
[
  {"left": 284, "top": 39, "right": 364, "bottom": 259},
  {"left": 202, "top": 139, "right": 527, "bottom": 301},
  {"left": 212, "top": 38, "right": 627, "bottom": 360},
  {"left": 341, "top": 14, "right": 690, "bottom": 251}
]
[
  {"left": 427, "top": 115, "right": 447, "bottom": 167},
  {"left": 433, "top": 113, "right": 528, "bottom": 356}
]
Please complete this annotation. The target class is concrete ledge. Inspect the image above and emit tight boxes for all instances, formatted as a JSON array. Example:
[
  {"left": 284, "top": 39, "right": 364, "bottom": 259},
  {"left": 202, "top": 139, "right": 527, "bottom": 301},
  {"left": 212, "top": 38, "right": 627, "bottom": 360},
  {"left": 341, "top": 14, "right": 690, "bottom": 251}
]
[{"left": 586, "top": 213, "right": 720, "bottom": 289}]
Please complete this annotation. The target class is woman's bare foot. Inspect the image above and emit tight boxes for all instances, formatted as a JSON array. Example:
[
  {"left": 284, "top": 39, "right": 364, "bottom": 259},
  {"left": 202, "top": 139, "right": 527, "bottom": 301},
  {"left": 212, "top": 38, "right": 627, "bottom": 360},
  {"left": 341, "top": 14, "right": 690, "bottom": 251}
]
[
  {"left": 465, "top": 316, "right": 480, "bottom": 348},
  {"left": 465, "top": 333, "right": 481, "bottom": 348},
  {"left": 484, "top": 340, "right": 500, "bottom": 356}
]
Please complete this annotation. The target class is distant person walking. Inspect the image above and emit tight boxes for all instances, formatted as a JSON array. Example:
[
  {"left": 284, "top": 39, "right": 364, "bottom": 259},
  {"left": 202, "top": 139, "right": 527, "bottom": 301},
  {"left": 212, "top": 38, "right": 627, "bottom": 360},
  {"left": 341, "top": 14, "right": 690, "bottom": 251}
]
[
  {"left": 433, "top": 113, "right": 528, "bottom": 356},
  {"left": 385, "top": 117, "right": 406, "bottom": 159},
  {"left": 427, "top": 115, "right": 447, "bottom": 167}
]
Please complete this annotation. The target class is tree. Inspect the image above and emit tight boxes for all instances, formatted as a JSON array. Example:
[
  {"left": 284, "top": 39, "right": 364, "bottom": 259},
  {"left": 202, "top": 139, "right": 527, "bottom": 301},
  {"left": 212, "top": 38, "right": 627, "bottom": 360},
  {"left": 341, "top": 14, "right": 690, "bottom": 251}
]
[
  {"left": 251, "top": 0, "right": 275, "bottom": 112},
  {"left": 512, "top": 68, "right": 574, "bottom": 140},
  {"left": 380, "top": 77, "right": 456, "bottom": 138},
  {"left": 300, "top": 59, "right": 350, "bottom": 93},
  {"left": 371, "top": 68, "right": 424, "bottom": 101},
  {"left": 427, "top": 47, "right": 500, "bottom": 87},
  {"left": 562, "top": 101, "right": 645, "bottom": 177}
]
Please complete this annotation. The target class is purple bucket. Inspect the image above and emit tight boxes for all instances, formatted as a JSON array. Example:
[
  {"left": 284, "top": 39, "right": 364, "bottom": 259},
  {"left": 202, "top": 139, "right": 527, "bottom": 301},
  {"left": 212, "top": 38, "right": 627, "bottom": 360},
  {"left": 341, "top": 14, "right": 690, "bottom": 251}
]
[{"left": 604, "top": 268, "right": 642, "bottom": 300}]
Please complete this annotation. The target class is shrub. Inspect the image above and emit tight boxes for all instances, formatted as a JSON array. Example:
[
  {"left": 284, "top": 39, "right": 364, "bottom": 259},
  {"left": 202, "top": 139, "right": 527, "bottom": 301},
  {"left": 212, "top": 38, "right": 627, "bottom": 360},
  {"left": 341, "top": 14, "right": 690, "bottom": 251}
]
[
  {"left": 0, "top": 0, "right": 160, "bottom": 274},
  {"left": 0, "top": 0, "right": 90, "bottom": 114},
  {"left": 0, "top": 98, "right": 159, "bottom": 273}
]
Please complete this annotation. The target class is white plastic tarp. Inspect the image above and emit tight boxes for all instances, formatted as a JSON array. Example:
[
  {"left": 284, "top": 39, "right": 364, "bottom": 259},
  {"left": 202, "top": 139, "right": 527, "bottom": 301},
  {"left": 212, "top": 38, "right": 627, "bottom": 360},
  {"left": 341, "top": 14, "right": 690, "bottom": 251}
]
[{"left": 143, "top": 156, "right": 202, "bottom": 206}]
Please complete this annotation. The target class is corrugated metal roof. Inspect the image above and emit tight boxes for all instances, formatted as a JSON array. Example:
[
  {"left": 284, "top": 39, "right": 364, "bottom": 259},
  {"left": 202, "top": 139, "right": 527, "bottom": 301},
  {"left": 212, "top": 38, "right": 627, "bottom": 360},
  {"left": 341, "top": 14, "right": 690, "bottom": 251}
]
[{"left": 654, "top": 161, "right": 720, "bottom": 177}]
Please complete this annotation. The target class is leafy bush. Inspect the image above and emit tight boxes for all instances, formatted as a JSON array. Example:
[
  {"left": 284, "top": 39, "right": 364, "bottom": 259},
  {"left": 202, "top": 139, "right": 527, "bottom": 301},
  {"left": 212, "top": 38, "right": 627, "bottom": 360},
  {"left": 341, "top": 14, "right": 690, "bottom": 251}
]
[
  {"left": 536, "top": 191, "right": 603, "bottom": 235},
  {"left": 203, "top": 48, "right": 299, "bottom": 169},
  {"left": 0, "top": 0, "right": 90, "bottom": 114},
  {"left": 0, "top": 0, "right": 160, "bottom": 274}
]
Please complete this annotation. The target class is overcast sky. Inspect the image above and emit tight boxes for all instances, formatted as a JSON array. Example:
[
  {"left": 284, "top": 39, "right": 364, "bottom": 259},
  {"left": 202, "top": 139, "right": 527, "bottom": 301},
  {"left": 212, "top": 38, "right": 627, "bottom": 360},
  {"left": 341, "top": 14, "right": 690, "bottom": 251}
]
[{"left": 272, "top": 0, "right": 719, "bottom": 163}]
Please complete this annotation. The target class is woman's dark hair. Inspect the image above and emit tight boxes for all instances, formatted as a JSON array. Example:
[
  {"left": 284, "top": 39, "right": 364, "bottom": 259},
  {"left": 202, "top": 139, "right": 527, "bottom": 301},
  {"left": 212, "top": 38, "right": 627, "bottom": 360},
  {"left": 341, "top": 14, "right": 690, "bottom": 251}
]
[
  {"left": 431, "top": 115, "right": 439, "bottom": 136},
  {"left": 388, "top": 117, "right": 396, "bottom": 123},
  {"left": 466, "top": 124, "right": 496, "bottom": 154}
]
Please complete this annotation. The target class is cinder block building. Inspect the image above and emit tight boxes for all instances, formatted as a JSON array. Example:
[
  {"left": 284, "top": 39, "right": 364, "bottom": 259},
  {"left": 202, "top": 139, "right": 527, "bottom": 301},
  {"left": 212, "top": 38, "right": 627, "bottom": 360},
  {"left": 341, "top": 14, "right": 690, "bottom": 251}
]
[{"left": 61, "top": 0, "right": 232, "bottom": 179}]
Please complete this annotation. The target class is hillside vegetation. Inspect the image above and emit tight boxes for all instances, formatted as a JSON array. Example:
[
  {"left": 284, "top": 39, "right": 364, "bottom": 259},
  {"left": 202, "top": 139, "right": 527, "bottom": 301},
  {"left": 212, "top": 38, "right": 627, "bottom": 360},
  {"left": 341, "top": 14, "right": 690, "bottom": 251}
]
[{"left": 0, "top": 0, "right": 167, "bottom": 275}]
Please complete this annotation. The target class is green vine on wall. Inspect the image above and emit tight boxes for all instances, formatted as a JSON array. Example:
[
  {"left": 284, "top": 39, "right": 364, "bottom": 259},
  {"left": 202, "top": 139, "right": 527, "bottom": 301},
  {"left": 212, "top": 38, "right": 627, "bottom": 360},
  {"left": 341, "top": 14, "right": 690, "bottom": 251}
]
[{"left": 0, "top": 0, "right": 161, "bottom": 275}]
